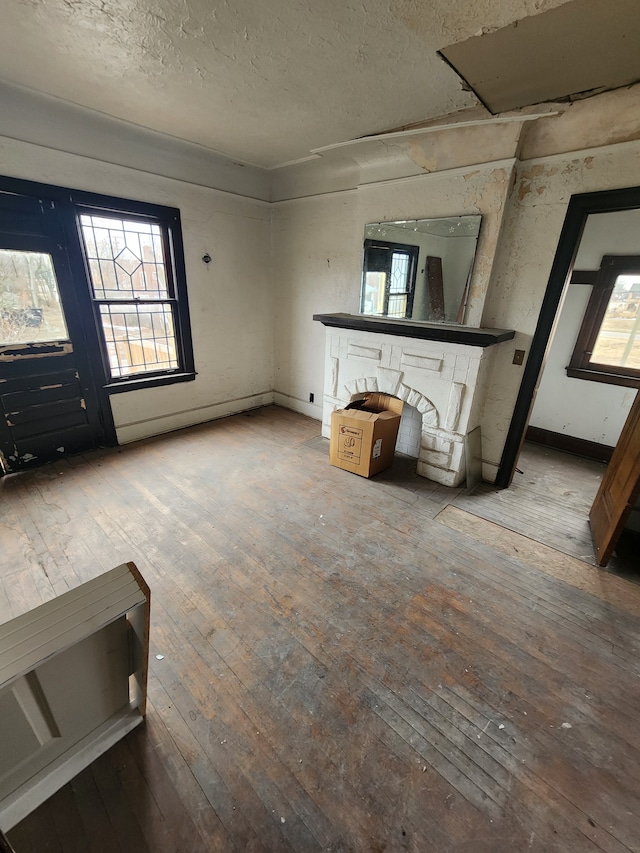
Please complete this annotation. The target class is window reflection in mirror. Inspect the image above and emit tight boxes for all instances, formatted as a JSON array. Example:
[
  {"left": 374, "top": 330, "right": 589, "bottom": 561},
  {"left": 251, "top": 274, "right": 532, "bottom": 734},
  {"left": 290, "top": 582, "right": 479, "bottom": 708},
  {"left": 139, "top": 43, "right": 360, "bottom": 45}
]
[{"left": 361, "top": 216, "right": 481, "bottom": 324}]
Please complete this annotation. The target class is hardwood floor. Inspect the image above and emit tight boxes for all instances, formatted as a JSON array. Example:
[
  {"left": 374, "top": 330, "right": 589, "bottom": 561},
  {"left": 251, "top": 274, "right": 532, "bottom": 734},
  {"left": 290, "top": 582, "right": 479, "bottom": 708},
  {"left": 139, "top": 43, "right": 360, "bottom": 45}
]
[
  {"left": 453, "top": 441, "right": 639, "bottom": 575},
  {"left": 2, "top": 407, "right": 640, "bottom": 852}
]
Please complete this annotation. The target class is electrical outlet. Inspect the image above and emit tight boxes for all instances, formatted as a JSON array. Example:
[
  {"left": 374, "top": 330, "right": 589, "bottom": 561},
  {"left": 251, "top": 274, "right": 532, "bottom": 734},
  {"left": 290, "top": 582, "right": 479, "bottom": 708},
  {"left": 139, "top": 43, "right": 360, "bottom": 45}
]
[
  {"left": 309, "top": 392, "right": 315, "bottom": 403},
  {"left": 513, "top": 349, "right": 525, "bottom": 365}
]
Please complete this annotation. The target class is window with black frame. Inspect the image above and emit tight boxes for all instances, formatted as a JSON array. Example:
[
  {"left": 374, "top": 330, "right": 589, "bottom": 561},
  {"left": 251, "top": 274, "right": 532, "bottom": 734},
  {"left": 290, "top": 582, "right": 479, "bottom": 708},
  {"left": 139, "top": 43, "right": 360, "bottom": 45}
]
[
  {"left": 0, "top": 175, "right": 196, "bottom": 464},
  {"left": 78, "top": 209, "right": 194, "bottom": 387},
  {"left": 567, "top": 255, "right": 640, "bottom": 389}
]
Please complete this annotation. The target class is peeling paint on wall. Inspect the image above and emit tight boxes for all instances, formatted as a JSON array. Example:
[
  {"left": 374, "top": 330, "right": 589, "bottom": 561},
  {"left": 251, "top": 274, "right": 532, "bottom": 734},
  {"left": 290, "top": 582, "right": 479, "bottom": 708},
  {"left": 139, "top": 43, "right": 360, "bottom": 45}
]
[
  {"left": 516, "top": 164, "right": 559, "bottom": 202},
  {"left": 405, "top": 122, "right": 522, "bottom": 175},
  {"left": 520, "top": 84, "right": 640, "bottom": 161}
]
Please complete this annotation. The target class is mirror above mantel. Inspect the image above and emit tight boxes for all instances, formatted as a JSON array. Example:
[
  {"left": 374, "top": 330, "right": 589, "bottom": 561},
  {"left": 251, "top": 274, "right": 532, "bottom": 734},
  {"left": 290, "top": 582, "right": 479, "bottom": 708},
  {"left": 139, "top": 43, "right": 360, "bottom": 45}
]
[{"left": 361, "top": 215, "right": 482, "bottom": 325}]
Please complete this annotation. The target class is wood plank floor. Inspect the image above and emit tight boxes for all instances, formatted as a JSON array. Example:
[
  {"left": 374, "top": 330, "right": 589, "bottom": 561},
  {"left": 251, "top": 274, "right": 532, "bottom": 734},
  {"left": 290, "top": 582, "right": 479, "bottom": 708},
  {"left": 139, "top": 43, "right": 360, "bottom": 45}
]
[
  {"left": 453, "top": 442, "right": 639, "bottom": 574},
  {"left": 2, "top": 406, "right": 640, "bottom": 852}
]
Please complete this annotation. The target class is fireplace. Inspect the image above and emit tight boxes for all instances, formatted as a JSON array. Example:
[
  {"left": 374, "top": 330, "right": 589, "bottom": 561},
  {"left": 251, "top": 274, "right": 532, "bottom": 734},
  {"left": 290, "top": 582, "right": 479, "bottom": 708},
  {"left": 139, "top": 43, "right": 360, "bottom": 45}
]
[{"left": 314, "top": 314, "right": 515, "bottom": 486}]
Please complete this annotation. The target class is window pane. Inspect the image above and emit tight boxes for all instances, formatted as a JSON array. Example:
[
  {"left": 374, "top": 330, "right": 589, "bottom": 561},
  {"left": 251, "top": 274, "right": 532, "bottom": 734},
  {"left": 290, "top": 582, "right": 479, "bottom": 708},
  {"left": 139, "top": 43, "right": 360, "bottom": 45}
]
[
  {"left": 99, "top": 303, "right": 178, "bottom": 378},
  {"left": 390, "top": 252, "right": 410, "bottom": 293},
  {"left": 387, "top": 294, "right": 408, "bottom": 318},
  {"left": 81, "top": 215, "right": 169, "bottom": 300},
  {"left": 591, "top": 274, "right": 640, "bottom": 370},
  {"left": 0, "top": 251, "right": 68, "bottom": 345},
  {"left": 362, "top": 272, "right": 386, "bottom": 314}
]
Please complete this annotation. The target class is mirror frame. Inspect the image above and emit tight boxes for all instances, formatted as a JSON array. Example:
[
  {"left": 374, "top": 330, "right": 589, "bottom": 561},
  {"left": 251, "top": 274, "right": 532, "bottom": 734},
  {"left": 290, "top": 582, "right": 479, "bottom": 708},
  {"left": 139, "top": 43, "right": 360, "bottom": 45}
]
[{"left": 496, "top": 184, "right": 640, "bottom": 488}]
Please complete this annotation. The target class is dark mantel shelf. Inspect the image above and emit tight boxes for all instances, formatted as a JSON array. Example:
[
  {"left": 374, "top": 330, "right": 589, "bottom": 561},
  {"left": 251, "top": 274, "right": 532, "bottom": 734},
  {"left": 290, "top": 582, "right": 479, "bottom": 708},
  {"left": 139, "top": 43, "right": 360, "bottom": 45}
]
[{"left": 313, "top": 313, "right": 516, "bottom": 347}]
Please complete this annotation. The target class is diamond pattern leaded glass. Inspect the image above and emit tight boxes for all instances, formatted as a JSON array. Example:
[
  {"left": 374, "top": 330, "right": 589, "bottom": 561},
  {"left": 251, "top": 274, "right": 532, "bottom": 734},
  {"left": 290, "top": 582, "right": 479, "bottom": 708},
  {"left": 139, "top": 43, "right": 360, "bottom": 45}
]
[
  {"left": 81, "top": 213, "right": 180, "bottom": 379},
  {"left": 389, "top": 252, "right": 409, "bottom": 293},
  {"left": 80, "top": 214, "right": 168, "bottom": 300},
  {"left": 387, "top": 251, "right": 411, "bottom": 317}
]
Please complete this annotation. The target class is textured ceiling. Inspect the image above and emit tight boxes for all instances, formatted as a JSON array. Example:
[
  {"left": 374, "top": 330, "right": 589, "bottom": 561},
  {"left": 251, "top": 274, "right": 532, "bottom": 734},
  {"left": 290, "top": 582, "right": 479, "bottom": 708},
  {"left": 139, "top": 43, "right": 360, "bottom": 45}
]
[{"left": 0, "top": 0, "right": 571, "bottom": 169}]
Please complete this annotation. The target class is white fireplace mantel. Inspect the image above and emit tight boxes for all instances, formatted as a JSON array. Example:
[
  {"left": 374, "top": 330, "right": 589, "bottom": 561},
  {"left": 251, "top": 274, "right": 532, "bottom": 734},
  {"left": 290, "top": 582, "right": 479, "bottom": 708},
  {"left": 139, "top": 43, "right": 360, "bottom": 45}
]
[{"left": 315, "top": 314, "right": 515, "bottom": 486}]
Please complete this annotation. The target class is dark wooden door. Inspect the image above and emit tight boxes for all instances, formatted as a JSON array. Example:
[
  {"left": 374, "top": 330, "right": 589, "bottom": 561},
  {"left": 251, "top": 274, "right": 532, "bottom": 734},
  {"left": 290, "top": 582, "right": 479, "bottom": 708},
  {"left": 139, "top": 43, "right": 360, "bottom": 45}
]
[
  {"left": 0, "top": 191, "right": 108, "bottom": 474},
  {"left": 589, "top": 390, "right": 640, "bottom": 565}
]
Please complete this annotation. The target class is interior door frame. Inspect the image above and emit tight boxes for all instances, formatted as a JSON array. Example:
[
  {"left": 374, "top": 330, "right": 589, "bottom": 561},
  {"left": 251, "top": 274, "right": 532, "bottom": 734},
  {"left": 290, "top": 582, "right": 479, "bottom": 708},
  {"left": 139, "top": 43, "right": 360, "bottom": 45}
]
[{"left": 495, "top": 184, "right": 640, "bottom": 489}]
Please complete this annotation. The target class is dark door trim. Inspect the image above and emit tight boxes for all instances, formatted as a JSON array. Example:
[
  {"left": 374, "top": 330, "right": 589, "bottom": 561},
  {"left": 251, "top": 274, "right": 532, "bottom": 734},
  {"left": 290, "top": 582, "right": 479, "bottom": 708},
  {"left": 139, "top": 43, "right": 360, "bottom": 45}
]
[
  {"left": 42, "top": 198, "right": 118, "bottom": 449},
  {"left": 495, "top": 184, "right": 640, "bottom": 488},
  {"left": 0, "top": 174, "right": 194, "bottom": 393},
  {"left": 0, "top": 191, "right": 117, "bottom": 470},
  {"left": 0, "top": 172, "right": 198, "bottom": 465}
]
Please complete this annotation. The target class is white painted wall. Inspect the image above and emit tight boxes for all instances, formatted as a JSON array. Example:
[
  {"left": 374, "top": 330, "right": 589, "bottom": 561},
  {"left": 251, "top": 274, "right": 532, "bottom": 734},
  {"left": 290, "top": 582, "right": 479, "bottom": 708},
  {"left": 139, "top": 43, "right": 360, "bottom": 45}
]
[
  {"left": 574, "top": 209, "right": 640, "bottom": 268},
  {"left": 0, "top": 135, "right": 274, "bottom": 444},
  {"left": 3, "top": 83, "right": 640, "bottom": 483},
  {"left": 272, "top": 135, "right": 640, "bottom": 481},
  {"left": 272, "top": 164, "right": 514, "bottom": 422},
  {"left": 479, "top": 139, "right": 640, "bottom": 478},
  {"left": 0, "top": 80, "right": 270, "bottom": 202},
  {"left": 272, "top": 192, "right": 361, "bottom": 417},
  {"left": 529, "top": 210, "right": 640, "bottom": 445}
]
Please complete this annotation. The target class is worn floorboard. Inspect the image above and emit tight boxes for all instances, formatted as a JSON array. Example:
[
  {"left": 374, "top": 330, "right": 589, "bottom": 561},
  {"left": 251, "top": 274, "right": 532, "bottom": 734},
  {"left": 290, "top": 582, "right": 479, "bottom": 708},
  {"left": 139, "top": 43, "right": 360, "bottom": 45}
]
[
  {"left": 437, "top": 506, "right": 640, "bottom": 610},
  {"left": 452, "top": 442, "right": 640, "bottom": 572},
  {"left": 2, "top": 407, "right": 640, "bottom": 852}
]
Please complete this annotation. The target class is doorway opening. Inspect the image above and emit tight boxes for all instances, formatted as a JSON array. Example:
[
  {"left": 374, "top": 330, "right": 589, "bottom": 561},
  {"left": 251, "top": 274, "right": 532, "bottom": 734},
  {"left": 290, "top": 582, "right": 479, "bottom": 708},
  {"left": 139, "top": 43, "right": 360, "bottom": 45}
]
[{"left": 495, "top": 186, "right": 640, "bottom": 569}]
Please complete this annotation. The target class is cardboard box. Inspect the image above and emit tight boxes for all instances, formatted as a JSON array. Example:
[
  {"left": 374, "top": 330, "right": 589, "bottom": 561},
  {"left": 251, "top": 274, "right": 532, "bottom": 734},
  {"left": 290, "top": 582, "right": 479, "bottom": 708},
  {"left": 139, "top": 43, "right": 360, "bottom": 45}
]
[{"left": 330, "top": 393, "right": 404, "bottom": 477}]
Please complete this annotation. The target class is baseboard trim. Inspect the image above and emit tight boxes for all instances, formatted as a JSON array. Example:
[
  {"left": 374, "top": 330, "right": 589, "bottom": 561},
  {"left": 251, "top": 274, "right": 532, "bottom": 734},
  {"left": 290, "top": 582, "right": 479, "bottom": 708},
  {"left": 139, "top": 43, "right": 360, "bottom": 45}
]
[
  {"left": 115, "top": 391, "right": 275, "bottom": 444},
  {"left": 526, "top": 425, "right": 614, "bottom": 463},
  {"left": 273, "top": 391, "right": 322, "bottom": 421}
]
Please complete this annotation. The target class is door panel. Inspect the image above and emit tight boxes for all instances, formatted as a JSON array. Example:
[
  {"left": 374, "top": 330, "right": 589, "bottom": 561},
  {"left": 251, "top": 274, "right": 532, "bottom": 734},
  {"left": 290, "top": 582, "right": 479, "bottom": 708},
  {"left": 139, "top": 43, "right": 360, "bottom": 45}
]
[
  {"left": 0, "top": 345, "right": 97, "bottom": 469},
  {"left": 0, "top": 192, "right": 108, "bottom": 473},
  {"left": 589, "top": 391, "right": 640, "bottom": 565}
]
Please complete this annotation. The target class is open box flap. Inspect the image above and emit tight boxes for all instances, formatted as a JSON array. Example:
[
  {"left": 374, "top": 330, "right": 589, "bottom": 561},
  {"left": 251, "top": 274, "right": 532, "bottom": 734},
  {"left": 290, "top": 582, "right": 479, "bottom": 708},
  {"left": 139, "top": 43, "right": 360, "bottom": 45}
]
[{"left": 346, "top": 392, "right": 404, "bottom": 416}]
